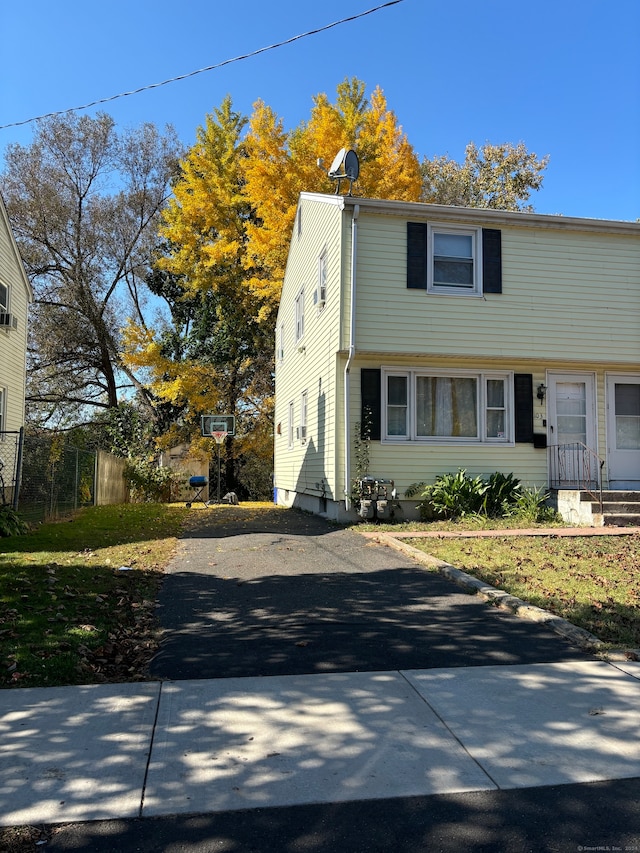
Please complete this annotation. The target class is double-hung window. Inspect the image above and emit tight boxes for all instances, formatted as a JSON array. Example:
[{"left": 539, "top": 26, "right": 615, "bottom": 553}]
[
  {"left": 277, "top": 323, "right": 284, "bottom": 362},
  {"left": 299, "top": 390, "right": 308, "bottom": 441},
  {"left": 383, "top": 369, "right": 512, "bottom": 443},
  {"left": 315, "top": 249, "right": 327, "bottom": 309},
  {"left": 386, "top": 374, "right": 408, "bottom": 436},
  {"left": 288, "top": 401, "right": 294, "bottom": 448},
  {"left": 294, "top": 288, "right": 305, "bottom": 342},
  {"left": 428, "top": 225, "right": 480, "bottom": 295},
  {"left": 0, "top": 282, "right": 8, "bottom": 313},
  {"left": 407, "top": 222, "right": 501, "bottom": 295}
]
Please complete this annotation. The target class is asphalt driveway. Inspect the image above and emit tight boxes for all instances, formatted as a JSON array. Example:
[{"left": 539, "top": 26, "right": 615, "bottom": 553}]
[{"left": 149, "top": 506, "right": 593, "bottom": 680}]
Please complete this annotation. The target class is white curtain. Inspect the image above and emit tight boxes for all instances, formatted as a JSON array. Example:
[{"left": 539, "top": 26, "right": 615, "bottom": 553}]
[{"left": 417, "top": 376, "right": 477, "bottom": 437}]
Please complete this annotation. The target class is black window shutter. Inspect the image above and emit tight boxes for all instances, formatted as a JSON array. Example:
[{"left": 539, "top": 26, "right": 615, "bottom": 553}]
[
  {"left": 482, "top": 228, "right": 502, "bottom": 293},
  {"left": 514, "top": 374, "right": 534, "bottom": 443},
  {"left": 407, "top": 222, "right": 427, "bottom": 289},
  {"left": 361, "top": 368, "right": 381, "bottom": 440}
]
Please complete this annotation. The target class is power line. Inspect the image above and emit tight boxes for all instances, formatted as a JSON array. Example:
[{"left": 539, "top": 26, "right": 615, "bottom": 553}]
[{"left": 0, "top": 1, "right": 404, "bottom": 131}]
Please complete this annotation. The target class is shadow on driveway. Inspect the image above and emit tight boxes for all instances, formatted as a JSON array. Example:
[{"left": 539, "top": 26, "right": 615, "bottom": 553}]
[{"left": 150, "top": 509, "right": 593, "bottom": 680}]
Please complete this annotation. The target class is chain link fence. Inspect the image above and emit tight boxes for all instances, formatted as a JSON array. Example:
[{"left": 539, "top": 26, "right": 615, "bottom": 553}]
[
  {"left": 18, "top": 436, "right": 96, "bottom": 523},
  {"left": 0, "top": 429, "right": 23, "bottom": 509}
]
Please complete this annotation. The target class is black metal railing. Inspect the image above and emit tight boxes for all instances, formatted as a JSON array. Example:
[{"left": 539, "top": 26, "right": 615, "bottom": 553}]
[{"left": 549, "top": 441, "right": 604, "bottom": 511}]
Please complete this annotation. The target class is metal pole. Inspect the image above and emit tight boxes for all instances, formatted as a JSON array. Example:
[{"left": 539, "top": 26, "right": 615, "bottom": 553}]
[
  {"left": 217, "top": 441, "right": 221, "bottom": 504},
  {"left": 13, "top": 427, "right": 24, "bottom": 511}
]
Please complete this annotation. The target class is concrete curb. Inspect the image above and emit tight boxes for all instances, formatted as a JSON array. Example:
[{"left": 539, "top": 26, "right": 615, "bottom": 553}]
[{"left": 368, "top": 531, "right": 639, "bottom": 661}]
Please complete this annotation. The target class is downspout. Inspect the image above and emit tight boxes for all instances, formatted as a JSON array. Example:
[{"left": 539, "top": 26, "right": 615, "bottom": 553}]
[{"left": 344, "top": 203, "right": 359, "bottom": 511}]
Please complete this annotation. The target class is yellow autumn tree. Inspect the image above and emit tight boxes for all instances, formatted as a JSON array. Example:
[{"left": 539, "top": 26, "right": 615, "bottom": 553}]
[
  {"left": 122, "top": 97, "right": 274, "bottom": 496},
  {"left": 242, "top": 78, "right": 422, "bottom": 322}
]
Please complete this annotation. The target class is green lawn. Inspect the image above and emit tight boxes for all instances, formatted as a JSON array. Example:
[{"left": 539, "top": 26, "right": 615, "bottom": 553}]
[
  {"left": 0, "top": 503, "right": 188, "bottom": 688},
  {"left": 406, "top": 533, "right": 640, "bottom": 649}
]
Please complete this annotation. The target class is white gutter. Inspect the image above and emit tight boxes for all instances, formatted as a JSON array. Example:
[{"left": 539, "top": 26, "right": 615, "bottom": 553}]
[{"left": 343, "top": 203, "right": 359, "bottom": 511}]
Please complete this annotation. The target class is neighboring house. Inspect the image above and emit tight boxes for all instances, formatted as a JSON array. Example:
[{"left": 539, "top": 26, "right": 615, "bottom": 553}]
[
  {"left": 0, "top": 193, "right": 32, "bottom": 435},
  {"left": 273, "top": 192, "right": 640, "bottom": 523}
]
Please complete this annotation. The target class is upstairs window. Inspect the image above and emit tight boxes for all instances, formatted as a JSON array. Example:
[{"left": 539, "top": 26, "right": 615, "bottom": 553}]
[
  {"left": 0, "top": 282, "right": 8, "bottom": 312},
  {"left": 429, "top": 226, "right": 480, "bottom": 295},
  {"left": 277, "top": 323, "right": 284, "bottom": 362},
  {"left": 295, "top": 288, "right": 305, "bottom": 342},
  {"left": 315, "top": 249, "right": 327, "bottom": 309},
  {"left": 407, "top": 222, "right": 502, "bottom": 294}
]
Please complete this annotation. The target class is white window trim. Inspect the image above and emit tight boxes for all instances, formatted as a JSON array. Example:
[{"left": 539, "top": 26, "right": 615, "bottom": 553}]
[
  {"left": 277, "top": 323, "right": 284, "bottom": 362},
  {"left": 381, "top": 367, "right": 514, "bottom": 444},
  {"left": 288, "top": 401, "right": 294, "bottom": 448},
  {"left": 315, "top": 248, "right": 327, "bottom": 310},
  {"left": 298, "top": 390, "right": 308, "bottom": 442},
  {"left": 294, "top": 287, "right": 305, "bottom": 342},
  {"left": 0, "top": 282, "right": 9, "bottom": 313},
  {"left": 0, "top": 387, "right": 5, "bottom": 434},
  {"left": 427, "top": 223, "right": 482, "bottom": 296}
]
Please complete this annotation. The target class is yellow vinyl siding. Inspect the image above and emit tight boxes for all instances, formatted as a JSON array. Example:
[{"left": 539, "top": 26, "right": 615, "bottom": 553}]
[
  {"left": 274, "top": 196, "right": 344, "bottom": 501},
  {"left": 354, "top": 216, "right": 640, "bottom": 364}
]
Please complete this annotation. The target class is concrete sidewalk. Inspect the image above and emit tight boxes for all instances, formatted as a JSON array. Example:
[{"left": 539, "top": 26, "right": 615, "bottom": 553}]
[{"left": 1, "top": 659, "right": 639, "bottom": 828}]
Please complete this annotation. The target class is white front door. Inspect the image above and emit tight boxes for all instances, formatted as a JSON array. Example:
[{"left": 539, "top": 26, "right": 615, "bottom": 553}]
[
  {"left": 606, "top": 374, "right": 640, "bottom": 489},
  {"left": 547, "top": 373, "right": 597, "bottom": 486}
]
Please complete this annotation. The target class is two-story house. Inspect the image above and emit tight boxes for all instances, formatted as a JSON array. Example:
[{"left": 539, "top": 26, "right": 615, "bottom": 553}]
[
  {"left": 0, "top": 192, "right": 32, "bottom": 456},
  {"left": 273, "top": 192, "right": 640, "bottom": 523}
]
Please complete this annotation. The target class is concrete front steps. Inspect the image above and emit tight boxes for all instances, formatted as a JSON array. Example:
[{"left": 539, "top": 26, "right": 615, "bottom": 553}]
[{"left": 555, "top": 489, "right": 640, "bottom": 527}]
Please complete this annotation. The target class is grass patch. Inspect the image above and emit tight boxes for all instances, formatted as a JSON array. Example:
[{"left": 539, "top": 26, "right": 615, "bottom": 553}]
[
  {"left": 0, "top": 503, "right": 189, "bottom": 688},
  {"left": 356, "top": 515, "right": 567, "bottom": 534},
  {"left": 406, "top": 533, "right": 640, "bottom": 649}
]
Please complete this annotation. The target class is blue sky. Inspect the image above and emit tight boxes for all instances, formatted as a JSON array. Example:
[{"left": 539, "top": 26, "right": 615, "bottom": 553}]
[{"left": 2, "top": 0, "right": 638, "bottom": 221}]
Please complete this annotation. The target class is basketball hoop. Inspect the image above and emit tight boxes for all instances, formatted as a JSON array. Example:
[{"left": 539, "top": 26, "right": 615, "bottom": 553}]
[{"left": 212, "top": 430, "right": 227, "bottom": 445}]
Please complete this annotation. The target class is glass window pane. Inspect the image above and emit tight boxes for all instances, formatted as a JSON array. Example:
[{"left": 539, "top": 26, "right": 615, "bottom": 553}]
[
  {"left": 615, "top": 384, "right": 640, "bottom": 417},
  {"left": 416, "top": 376, "right": 477, "bottom": 437},
  {"left": 557, "top": 398, "right": 586, "bottom": 417},
  {"left": 434, "top": 233, "right": 472, "bottom": 259},
  {"left": 388, "top": 408, "right": 407, "bottom": 436},
  {"left": 487, "top": 410, "right": 505, "bottom": 438},
  {"left": 0, "top": 284, "right": 7, "bottom": 311},
  {"left": 433, "top": 259, "right": 474, "bottom": 286},
  {"left": 557, "top": 415, "right": 586, "bottom": 444},
  {"left": 616, "top": 417, "right": 640, "bottom": 450},
  {"left": 388, "top": 376, "right": 407, "bottom": 406},
  {"left": 486, "top": 379, "right": 505, "bottom": 408}
]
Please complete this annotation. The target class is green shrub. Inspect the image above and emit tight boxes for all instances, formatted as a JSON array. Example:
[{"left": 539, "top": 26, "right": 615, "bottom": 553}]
[
  {"left": 508, "top": 486, "right": 559, "bottom": 523},
  {"left": 406, "top": 469, "right": 485, "bottom": 520},
  {"left": 124, "top": 459, "right": 175, "bottom": 503},
  {"left": 406, "top": 469, "right": 526, "bottom": 521},
  {"left": 482, "top": 471, "right": 521, "bottom": 517},
  {"left": 0, "top": 506, "right": 28, "bottom": 537}
]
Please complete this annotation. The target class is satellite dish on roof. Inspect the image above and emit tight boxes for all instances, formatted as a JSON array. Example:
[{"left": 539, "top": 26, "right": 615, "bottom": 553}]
[
  {"left": 344, "top": 150, "right": 360, "bottom": 181},
  {"left": 327, "top": 148, "right": 359, "bottom": 196},
  {"left": 329, "top": 148, "right": 347, "bottom": 177}
]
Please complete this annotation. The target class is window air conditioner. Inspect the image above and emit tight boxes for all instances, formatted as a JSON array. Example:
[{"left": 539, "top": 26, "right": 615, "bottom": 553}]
[
  {"left": 296, "top": 426, "right": 307, "bottom": 440},
  {"left": 0, "top": 313, "right": 17, "bottom": 329}
]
